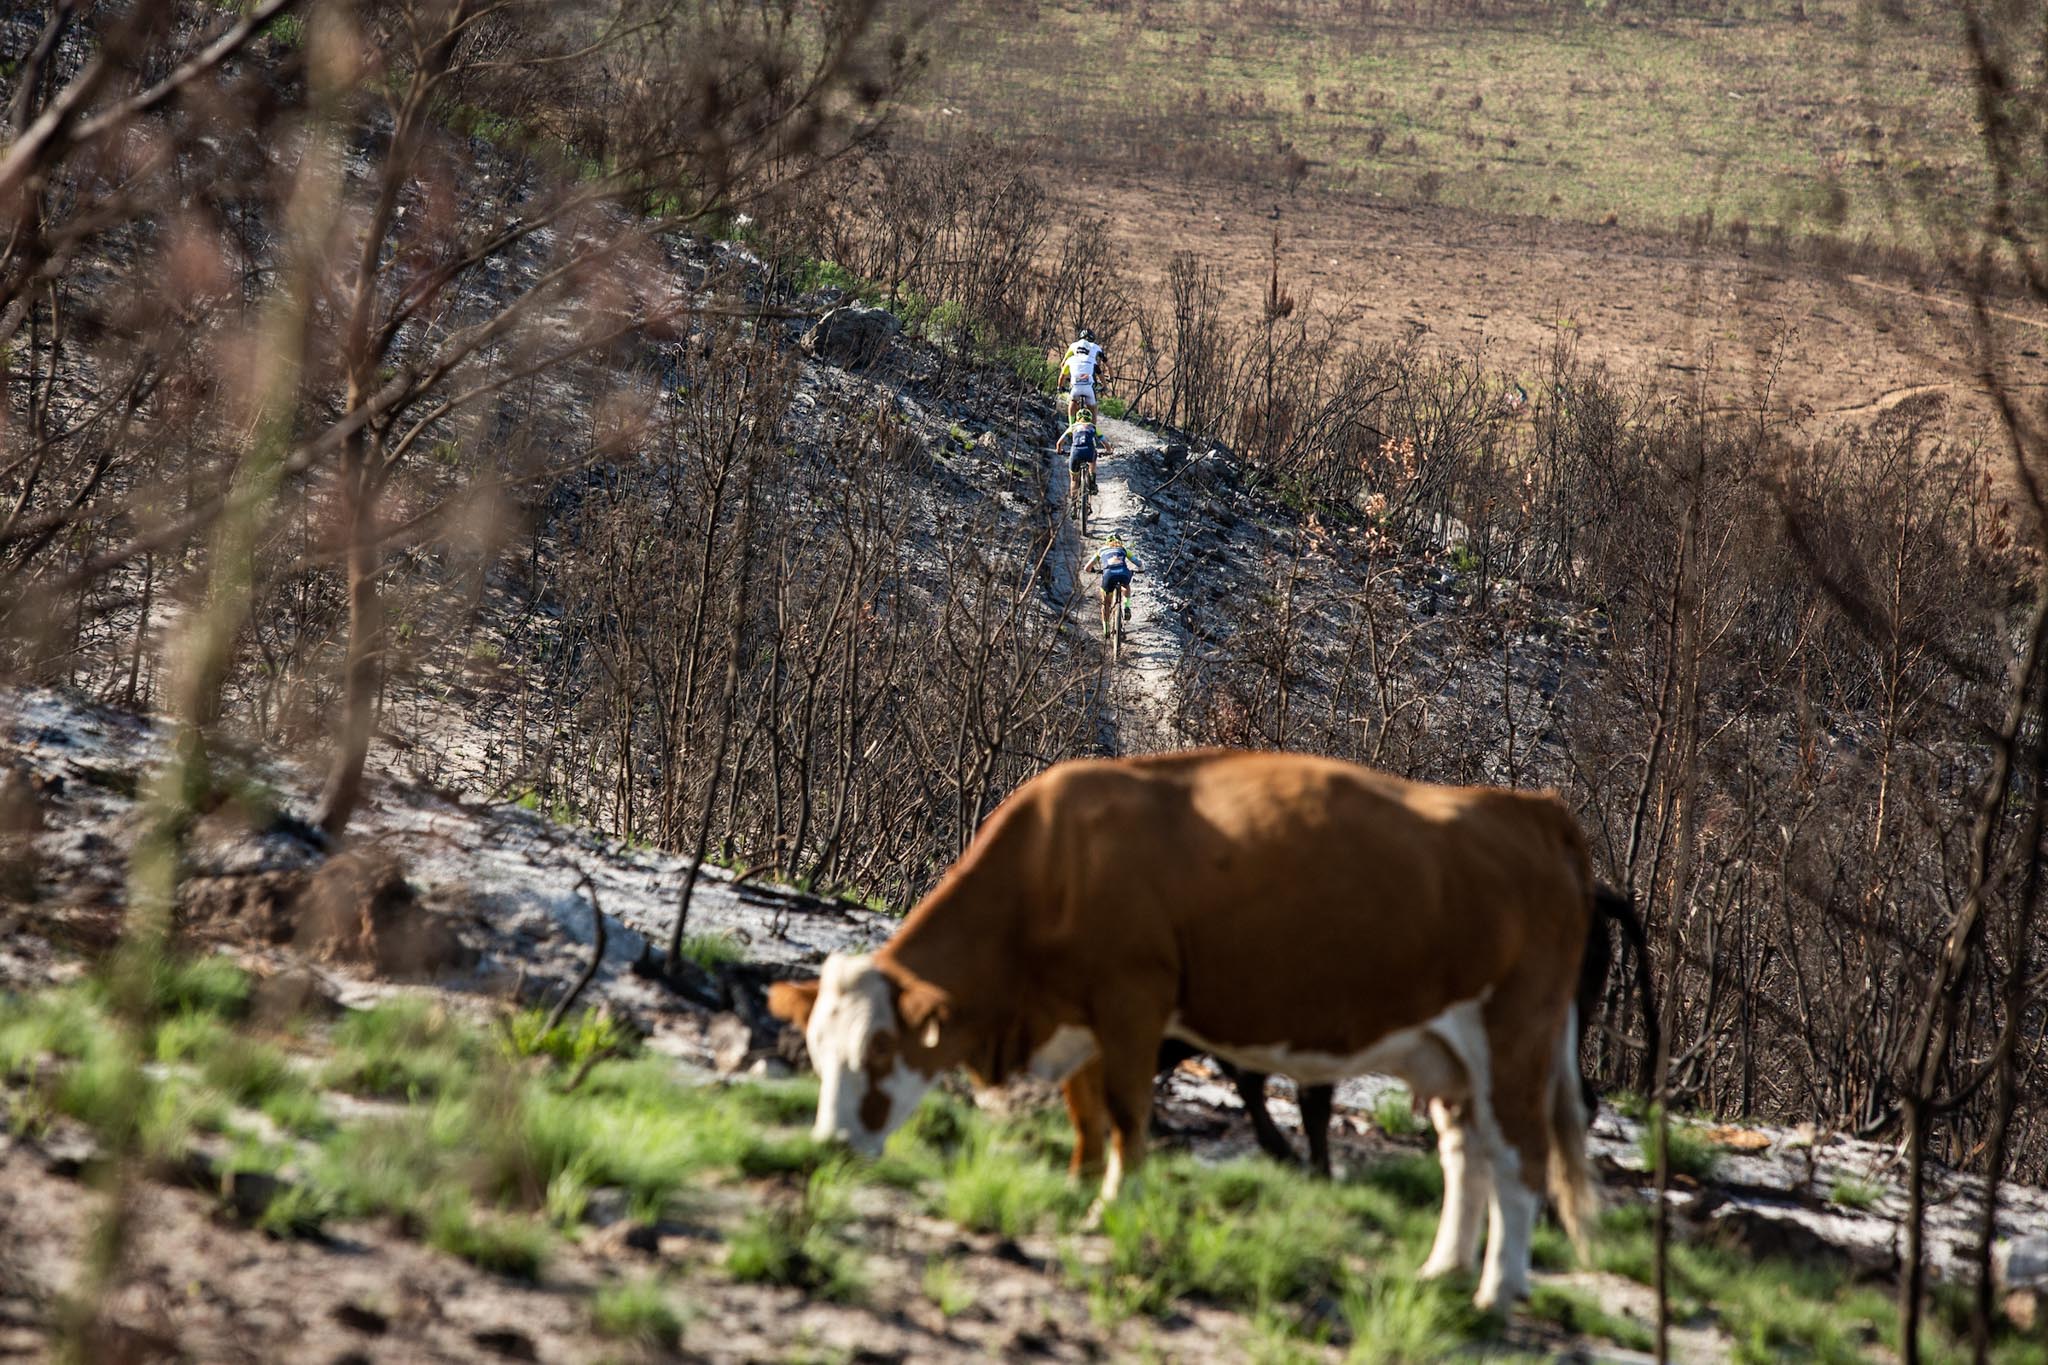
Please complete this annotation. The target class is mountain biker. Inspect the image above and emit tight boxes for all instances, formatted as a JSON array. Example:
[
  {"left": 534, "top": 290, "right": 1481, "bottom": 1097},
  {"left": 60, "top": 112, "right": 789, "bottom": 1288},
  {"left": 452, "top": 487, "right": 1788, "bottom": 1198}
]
[
  {"left": 1060, "top": 327, "right": 1105, "bottom": 422},
  {"left": 1054, "top": 409, "right": 1110, "bottom": 494},
  {"left": 1082, "top": 533, "right": 1139, "bottom": 638}
]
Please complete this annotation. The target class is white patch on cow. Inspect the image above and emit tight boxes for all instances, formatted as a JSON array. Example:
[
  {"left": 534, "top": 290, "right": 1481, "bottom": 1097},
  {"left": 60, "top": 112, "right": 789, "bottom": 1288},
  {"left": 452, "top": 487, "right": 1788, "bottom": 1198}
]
[
  {"left": 1162, "top": 993, "right": 1491, "bottom": 1089},
  {"left": 803, "top": 953, "right": 934, "bottom": 1156},
  {"left": 1028, "top": 1024, "right": 1099, "bottom": 1083}
]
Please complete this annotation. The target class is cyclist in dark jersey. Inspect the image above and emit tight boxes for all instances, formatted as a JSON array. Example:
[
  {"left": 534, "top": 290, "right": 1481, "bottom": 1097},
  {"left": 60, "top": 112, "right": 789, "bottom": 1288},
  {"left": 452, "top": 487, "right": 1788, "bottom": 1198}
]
[
  {"left": 1055, "top": 410, "right": 1109, "bottom": 493},
  {"left": 1082, "top": 533, "right": 1139, "bottom": 638}
]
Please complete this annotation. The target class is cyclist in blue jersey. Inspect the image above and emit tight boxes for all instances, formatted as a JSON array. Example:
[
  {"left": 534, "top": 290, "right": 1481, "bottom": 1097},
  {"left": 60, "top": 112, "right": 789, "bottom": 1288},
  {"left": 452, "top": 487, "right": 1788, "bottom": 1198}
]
[
  {"left": 1082, "top": 533, "right": 1139, "bottom": 638},
  {"left": 1054, "top": 409, "right": 1110, "bottom": 493}
]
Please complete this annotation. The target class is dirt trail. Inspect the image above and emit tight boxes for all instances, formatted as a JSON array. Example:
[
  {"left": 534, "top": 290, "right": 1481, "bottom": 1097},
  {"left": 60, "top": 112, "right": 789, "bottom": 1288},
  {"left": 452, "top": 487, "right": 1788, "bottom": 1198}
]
[{"left": 1052, "top": 412, "right": 1179, "bottom": 754}]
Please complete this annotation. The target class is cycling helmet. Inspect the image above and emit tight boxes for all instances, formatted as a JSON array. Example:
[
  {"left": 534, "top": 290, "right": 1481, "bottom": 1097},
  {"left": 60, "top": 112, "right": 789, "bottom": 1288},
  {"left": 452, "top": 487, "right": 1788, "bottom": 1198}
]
[
  {"left": 1076, "top": 327, "right": 1096, "bottom": 342},
  {"left": 1105, "top": 532, "right": 1123, "bottom": 545}
]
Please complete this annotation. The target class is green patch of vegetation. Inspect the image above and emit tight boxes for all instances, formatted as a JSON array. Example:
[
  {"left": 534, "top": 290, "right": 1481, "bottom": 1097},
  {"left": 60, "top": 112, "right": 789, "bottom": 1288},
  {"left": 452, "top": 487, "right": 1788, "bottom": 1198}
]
[
  {"left": 675, "top": 930, "right": 744, "bottom": 973},
  {"left": 323, "top": 997, "right": 482, "bottom": 1101},
  {"left": 1641, "top": 1109, "right": 1720, "bottom": 1182},
  {"left": 1003, "top": 343, "right": 1059, "bottom": 393},
  {"left": 1607, "top": 1088, "right": 1651, "bottom": 1122},
  {"left": 935, "top": 1124, "right": 1085, "bottom": 1237},
  {"left": 1828, "top": 1175, "right": 1884, "bottom": 1211},
  {"left": 502, "top": 1006, "right": 633, "bottom": 1071},
  {"left": 591, "top": 1276, "right": 684, "bottom": 1349},
  {"left": 725, "top": 1167, "right": 866, "bottom": 1303},
  {"left": 922, "top": 1258, "right": 975, "bottom": 1318},
  {"left": 1092, "top": 1155, "right": 1392, "bottom": 1322},
  {"left": 1097, "top": 395, "right": 1128, "bottom": 419},
  {"left": 0, "top": 983, "right": 114, "bottom": 1077},
  {"left": 427, "top": 1199, "right": 550, "bottom": 1279},
  {"left": 196, "top": 1033, "right": 300, "bottom": 1108},
  {"left": 792, "top": 257, "right": 882, "bottom": 305},
  {"left": 143, "top": 955, "right": 253, "bottom": 1021},
  {"left": 1344, "top": 1274, "right": 1487, "bottom": 1364},
  {"left": 1371, "top": 1085, "right": 1427, "bottom": 1139},
  {"left": 1525, "top": 1284, "right": 1654, "bottom": 1353}
]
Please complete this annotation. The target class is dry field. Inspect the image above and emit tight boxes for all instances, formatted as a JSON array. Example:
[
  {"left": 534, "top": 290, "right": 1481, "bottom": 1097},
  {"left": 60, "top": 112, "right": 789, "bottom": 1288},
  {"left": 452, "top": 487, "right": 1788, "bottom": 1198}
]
[
  {"left": 1053, "top": 167, "right": 2048, "bottom": 427},
  {"left": 918, "top": 0, "right": 2048, "bottom": 425}
]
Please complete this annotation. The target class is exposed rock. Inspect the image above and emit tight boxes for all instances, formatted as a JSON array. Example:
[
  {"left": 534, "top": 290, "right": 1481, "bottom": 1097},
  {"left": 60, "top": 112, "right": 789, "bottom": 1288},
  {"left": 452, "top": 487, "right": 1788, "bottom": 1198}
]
[
  {"left": 294, "top": 850, "right": 473, "bottom": 978},
  {"left": 181, "top": 868, "right": 306, "bottom": 943},
  {"left": 709, "top": 1011, "right": 755, "bottom": 1074},
  {"left": 471, "top": 1327, "right": 539, "bottom": 1360},
  {"left": 1999, "top": 1233, "right": 2048, "bottom": 1289},
  {"left": 1700, "top": 1199, "right": 1897, "bottom": 1280},
  {"left": 330, "top": 1302, "right": 389, "bottom": 1335},
  {"left": 801, "top": 305, "right": 901, "bottom": 368},
  {"left": 0, "top": 764, "right": 44, "bottom": 833}
]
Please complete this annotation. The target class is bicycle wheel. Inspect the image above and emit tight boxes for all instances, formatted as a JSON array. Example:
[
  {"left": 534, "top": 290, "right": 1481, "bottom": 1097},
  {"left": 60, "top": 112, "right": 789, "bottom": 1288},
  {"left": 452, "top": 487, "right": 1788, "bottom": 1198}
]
[{"left": 1113, "top": 597, "right": 1125, "bottom": 661}]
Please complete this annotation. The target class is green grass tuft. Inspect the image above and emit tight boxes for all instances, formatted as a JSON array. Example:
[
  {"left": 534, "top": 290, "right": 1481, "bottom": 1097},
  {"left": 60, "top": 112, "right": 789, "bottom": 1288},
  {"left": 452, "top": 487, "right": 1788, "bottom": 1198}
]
[
  {"left": 1641, "top": 1109, "right": 1720, "bottom": 1182},
  {"left": 1526, "top": 1284, "right": 1655, "bottom": 1352},
  {"left": 501, "top": 1006, "right": 632, "bottom": 1070},
  {"left": 1371, "top": 1086, "right": 1428, "bottom": 1139},
  {"left": 427, "top": 1200, "right": 549, "bottom": 1279},
  {"left": 676, "top": 931, "right": 745, "bottom": 973},
  {"left": 591, "top": 1277, "right": 684, "bottom": 1349},
  {"left": 324, "top": 998, "right": 481, "bottom": 1100}
]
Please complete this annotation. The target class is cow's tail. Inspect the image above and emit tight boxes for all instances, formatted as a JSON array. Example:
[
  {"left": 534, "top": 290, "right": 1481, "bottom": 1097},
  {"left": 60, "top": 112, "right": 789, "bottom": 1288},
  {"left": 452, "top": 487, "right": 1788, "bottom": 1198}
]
[
  {"left": 1548, "top": 997, "right": 1598, "bottom": 1258},
  {"left": 1593, "top": 884, "right": 1661, "bottom": 1093}
]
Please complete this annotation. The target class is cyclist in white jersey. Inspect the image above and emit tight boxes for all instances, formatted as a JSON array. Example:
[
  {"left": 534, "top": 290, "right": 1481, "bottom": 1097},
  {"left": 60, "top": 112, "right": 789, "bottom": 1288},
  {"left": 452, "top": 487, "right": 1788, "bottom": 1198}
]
[{"left": 1059, "top": 327, "right": 1105, "bottom": 421}]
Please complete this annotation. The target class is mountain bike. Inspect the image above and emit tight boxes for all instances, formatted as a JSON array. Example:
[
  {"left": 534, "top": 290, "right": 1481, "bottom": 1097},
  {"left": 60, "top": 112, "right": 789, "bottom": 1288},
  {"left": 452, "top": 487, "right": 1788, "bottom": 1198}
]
[
  {"left": 1067, "top": 459, "right": 1092, "bottom": 535},
  {"left": 1103, "top": 572, "right": 1133, "bottom": 664}
]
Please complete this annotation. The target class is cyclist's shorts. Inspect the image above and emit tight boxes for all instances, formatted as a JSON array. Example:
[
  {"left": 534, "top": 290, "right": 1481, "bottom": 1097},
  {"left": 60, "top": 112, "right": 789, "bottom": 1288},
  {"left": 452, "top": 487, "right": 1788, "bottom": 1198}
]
[
  {"left": 1069, "top": 448, "right": 1096, "bottom": 473},
  {"left": 1101, "top": 565, "right": 1132, "bottom": 592},
  {"left": 1068, "top": 382, "right": 1096, "bottom": 407}
]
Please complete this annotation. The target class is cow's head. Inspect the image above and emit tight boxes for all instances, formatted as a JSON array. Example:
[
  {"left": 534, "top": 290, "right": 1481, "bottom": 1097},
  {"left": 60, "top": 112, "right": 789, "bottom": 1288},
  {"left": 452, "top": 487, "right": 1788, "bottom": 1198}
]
[{"left": 767, "top": 953, "right": 951, "bottom": 1156}]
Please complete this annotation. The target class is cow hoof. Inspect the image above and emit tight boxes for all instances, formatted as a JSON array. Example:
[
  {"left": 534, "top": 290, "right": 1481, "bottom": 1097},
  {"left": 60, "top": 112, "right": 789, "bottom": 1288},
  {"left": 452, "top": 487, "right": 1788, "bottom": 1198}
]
[
  {"left": 1472, "top": 1283, "right": 1527, "bottom": 1315},
  {"left": 1417, "top": 1256, "right": 1461, "bottom": 1281},
  {"left": 1082, "top": 1198, "right": 1108, "bottom": 1231}
]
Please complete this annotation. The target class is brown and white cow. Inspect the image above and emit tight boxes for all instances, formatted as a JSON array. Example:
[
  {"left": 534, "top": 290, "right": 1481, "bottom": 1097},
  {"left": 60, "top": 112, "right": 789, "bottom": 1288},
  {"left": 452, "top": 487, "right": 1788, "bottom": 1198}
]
[{"left": 767, "top": 749, "right": 1597, "bottom": 1309}]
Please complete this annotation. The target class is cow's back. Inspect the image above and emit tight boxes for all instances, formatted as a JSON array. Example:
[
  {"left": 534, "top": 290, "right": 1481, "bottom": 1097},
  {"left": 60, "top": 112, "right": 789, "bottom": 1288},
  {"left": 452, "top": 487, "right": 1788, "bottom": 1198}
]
[{"left": 1040, "top": 750, "right": 1591, "bottom": 1058}]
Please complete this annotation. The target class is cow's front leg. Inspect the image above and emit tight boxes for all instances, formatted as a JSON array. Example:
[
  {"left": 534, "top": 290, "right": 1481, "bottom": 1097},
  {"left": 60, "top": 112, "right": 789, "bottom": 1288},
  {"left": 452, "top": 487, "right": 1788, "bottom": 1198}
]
[
  {"left": 1062, "top": 1060, "right": 1110, "bottom": 1181},
  {"left": 1083, "top": 1047, "right": 1157, "bottom": 1225}
]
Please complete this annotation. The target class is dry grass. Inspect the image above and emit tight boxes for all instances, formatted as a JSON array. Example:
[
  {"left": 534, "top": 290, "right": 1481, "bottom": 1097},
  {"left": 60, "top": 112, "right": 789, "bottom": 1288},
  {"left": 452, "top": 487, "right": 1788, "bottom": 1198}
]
[{"left": 918, "top": 0, "right": 1980, "bottom": 242}]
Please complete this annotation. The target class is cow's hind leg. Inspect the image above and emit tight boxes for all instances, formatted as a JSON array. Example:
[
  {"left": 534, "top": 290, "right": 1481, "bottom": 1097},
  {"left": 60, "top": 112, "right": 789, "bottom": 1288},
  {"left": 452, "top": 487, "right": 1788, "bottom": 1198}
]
[
  {"left": 1063, "top": 1060, "right": 1111, "bottom": 1181},
  {"left": 1300, "top": 1084, "right": 1334, "bottom": 1180},
  {"left": 1224, "top": 1064, "right": 1301, "bottom": 1166},
  {"left": 1475, "top": 987, "right": 1573, "bottom": 1311},
  {"left": 1419, "top": 1096, "right": 1494, "bottom": 1279},
  {"left": 1401, "top": 1005, "right": 1502, "bottom": 1284}
]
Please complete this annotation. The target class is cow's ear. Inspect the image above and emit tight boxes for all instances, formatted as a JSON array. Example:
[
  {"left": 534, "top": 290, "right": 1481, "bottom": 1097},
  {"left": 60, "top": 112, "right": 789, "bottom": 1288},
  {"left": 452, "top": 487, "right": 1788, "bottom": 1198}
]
[
  {"left": 767, "top": 979, "right": 821, "bottom": 1030},
  {"left": 897, "top": 979, "right": 952, "bottom": 1051}
]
